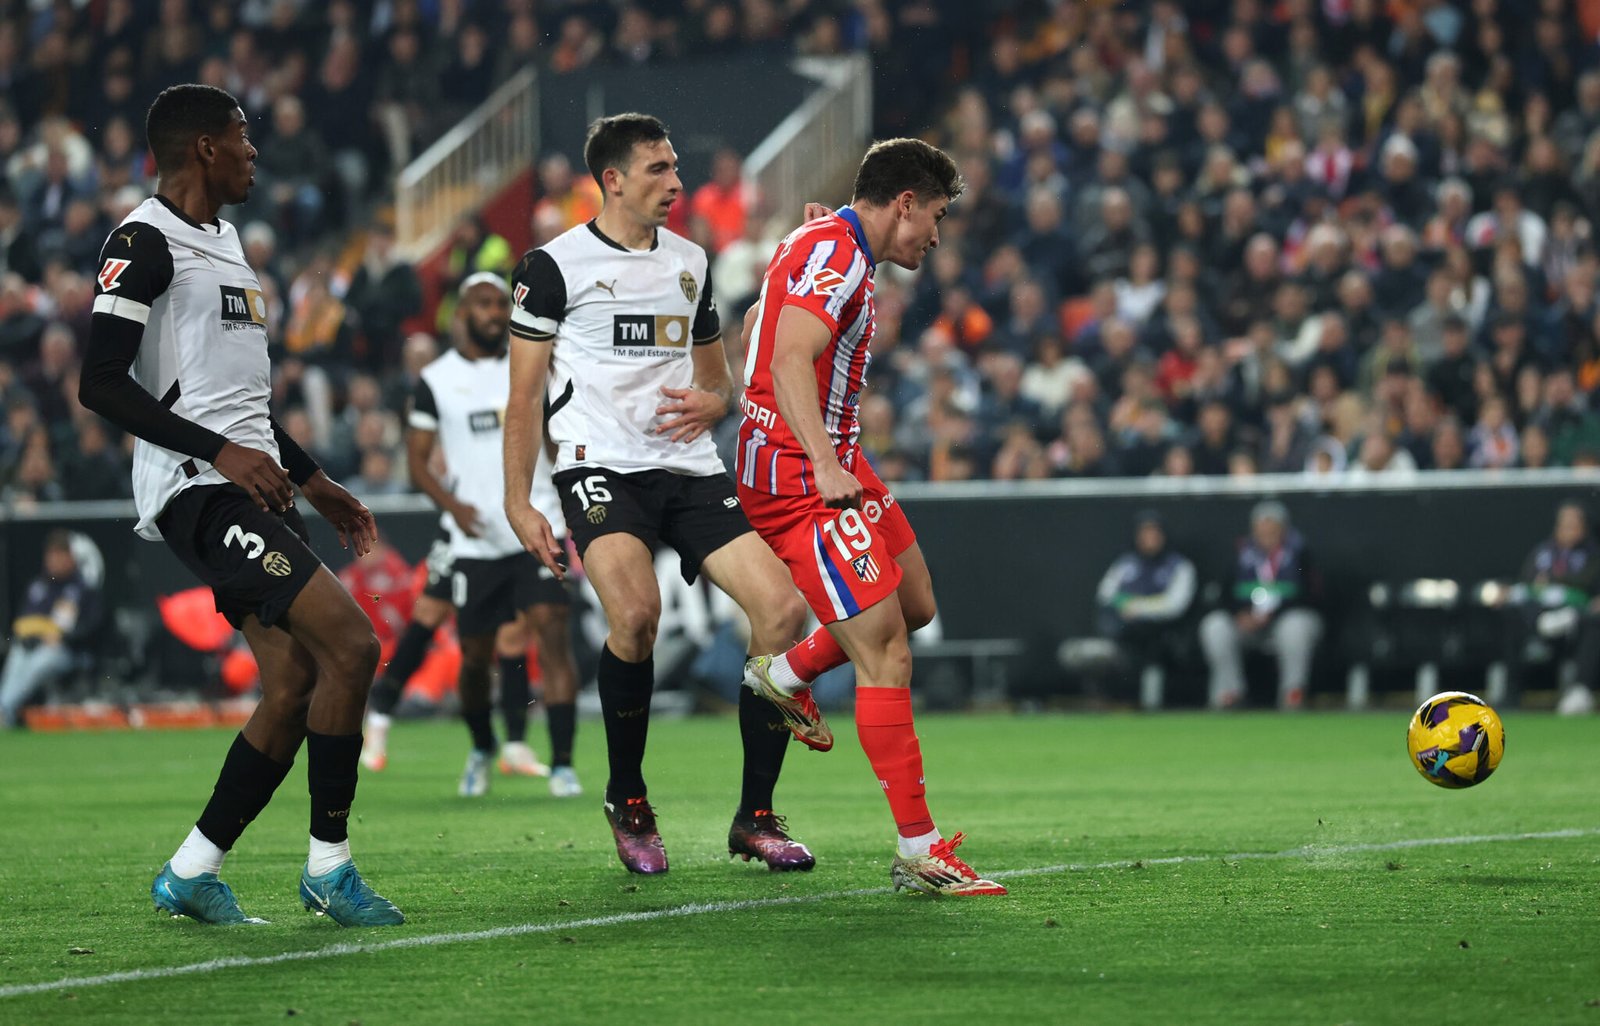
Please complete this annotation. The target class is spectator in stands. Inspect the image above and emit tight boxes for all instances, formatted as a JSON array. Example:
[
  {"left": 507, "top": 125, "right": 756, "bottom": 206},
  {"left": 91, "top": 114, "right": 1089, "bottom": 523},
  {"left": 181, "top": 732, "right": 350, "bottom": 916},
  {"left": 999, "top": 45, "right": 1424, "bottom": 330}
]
[
  {"left": 1094, "top": 509, "right": 1197, "bottom": 691},
  {"left": 439, "top": 20, "right": 496, "bottom": 113},
  {"left": 383, "top": 332, "right": 438, "bottom": 417},
  {"left": 534, "top": 153, "right": 602, "bottom": 236},
  {"left": 1199, "top": 500, "right": 1322, "bottom": 709},
  {"left": 689, "top": 147, "right": 748, "bottom": 254},
  {"left": 0, "top": 530, "right": 101, "bottom": 727},
  {"left": 344, "top": 217, "right": 422, "bottom": 373},
  {"left": 0, "top": 185, "right": 39, "bottom": 282},
  {"left": 434, "top": 216, "right": 512, "bottom": 333},
  {"left": 253, "top": 94, "right": 328, "bottom": 245},
  {"left": 60, "top": 416, "right": 127, "bottom": 501},
  {"left": 1, "top": 431, "right": 63, "bottom": 507}
]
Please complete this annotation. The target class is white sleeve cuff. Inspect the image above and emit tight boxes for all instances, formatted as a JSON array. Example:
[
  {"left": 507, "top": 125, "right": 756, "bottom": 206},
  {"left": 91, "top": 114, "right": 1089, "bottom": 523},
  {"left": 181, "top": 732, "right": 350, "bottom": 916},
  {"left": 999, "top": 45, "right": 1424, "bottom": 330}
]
[{"left": 408, "top": 410, "right": 439, "bottom": 431}]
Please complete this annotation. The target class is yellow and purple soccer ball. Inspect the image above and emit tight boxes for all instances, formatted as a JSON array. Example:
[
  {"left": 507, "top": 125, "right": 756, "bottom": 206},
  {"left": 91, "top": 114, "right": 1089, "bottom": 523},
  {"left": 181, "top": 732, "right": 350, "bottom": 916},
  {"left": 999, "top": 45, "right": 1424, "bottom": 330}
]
[{"left": 1407, "top": 691, "right": 1505, "bottom": 789}]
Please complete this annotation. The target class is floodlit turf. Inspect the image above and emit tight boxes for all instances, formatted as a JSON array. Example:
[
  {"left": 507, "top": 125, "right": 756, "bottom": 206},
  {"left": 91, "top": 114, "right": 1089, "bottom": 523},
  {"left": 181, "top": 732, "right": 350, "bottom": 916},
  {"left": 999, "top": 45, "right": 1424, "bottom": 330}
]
[{"left": 0, "top": 711, "right": 1597, "bottom": 1025}]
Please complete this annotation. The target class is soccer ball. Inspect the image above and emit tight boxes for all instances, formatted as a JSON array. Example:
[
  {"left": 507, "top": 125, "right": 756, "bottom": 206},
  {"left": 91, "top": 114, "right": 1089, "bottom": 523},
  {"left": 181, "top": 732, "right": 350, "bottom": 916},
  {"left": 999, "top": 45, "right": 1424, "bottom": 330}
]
[{"left": 1407, "top": 691, "right": 1505, "bottom": 789}]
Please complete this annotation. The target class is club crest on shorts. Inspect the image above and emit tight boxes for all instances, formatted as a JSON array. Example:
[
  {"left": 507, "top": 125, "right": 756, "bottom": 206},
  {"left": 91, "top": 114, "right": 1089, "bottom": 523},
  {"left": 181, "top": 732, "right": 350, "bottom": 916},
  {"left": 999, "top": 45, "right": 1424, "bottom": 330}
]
[
  {"left": 679, "top": 272, "right": 697, "bottom": 303},
  {"left": 586, "top": 504, "right": 607, "bottom": 525},
  {"left": 262, "top": 551, "right": 293, "bottom": 577},
  {"left": 850, "top": 552, "right": 880, "bottom": 583}
]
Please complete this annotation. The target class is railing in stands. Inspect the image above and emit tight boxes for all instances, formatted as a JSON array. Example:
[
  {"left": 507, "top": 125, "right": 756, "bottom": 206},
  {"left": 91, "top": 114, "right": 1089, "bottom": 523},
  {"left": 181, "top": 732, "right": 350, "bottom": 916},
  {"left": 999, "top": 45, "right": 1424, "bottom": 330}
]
[
  {"left": 395, "top": 67, "right": 539, "bottom": 261},
  {"left": 743, "top": 55, "right": 872, "bottom": 223}
]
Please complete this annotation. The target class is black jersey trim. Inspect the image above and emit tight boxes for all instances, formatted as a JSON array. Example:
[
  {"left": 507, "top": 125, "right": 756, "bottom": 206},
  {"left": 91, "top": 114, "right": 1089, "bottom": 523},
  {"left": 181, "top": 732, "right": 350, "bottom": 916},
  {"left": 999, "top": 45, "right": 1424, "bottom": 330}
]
[
  {"left": 155, "top": 194, "right": 221, "bottom": 232},
  {"left": 544, "top": 379, "right": 575, "bottom": 424},
  {"left": 586, "top": 220, "right": 659, "bottom": 252},
  {"left": 159, "top": 381, "right": 180, "bottom": 409}
]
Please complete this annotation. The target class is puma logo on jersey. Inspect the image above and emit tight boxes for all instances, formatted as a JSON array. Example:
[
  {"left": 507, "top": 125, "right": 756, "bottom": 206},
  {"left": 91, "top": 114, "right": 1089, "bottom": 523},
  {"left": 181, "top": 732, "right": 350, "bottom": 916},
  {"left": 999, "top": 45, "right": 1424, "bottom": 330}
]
[
  {"left": 595, "top": 279, "right": 617, "bottom": 297},
  {"left": 118, "top": 230, "right": 139, "bottom": 247},
  {"left": 98, "top": 258, "right": 131, "bottom": 292}
]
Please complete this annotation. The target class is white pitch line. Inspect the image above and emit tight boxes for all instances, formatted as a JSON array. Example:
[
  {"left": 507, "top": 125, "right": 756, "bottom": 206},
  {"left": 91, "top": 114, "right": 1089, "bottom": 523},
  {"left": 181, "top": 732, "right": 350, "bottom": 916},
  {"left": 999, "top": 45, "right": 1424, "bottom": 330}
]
[{"left": 2, "top": 826, "right": 1593, "bottom": 1001}]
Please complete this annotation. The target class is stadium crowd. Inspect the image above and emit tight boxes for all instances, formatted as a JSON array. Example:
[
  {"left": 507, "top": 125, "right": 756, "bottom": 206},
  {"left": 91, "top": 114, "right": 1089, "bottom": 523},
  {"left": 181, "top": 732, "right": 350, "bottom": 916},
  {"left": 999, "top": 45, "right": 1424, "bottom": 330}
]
[
  {"left": 5, "top": 0, "right": 1600, "bottom": 506},
  {"left": 0, "top": 0, "right": 966, "bottom": 504}
]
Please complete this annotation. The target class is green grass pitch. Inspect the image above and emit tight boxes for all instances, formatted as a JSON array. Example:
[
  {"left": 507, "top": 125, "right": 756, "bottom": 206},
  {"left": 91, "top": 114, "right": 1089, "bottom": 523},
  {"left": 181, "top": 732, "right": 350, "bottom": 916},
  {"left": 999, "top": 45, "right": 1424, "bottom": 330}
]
[{"left": 1, "top": 712, "right": 1597, "bottom": 1025}]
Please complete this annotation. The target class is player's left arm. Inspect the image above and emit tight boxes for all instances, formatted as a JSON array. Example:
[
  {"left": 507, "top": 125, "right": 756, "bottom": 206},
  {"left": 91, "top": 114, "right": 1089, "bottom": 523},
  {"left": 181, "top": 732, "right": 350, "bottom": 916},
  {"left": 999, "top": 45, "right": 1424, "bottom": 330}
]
[{"left": 656, "top": 264, "right": 731, "bottom": 443}]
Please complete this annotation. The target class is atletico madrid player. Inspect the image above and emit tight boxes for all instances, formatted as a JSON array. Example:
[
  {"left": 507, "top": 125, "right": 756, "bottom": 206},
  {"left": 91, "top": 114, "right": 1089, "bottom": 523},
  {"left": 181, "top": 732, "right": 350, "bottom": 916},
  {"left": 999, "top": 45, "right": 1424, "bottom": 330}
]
[{"left": 735, "top": 139, "right": 1006, "bottom": 896}]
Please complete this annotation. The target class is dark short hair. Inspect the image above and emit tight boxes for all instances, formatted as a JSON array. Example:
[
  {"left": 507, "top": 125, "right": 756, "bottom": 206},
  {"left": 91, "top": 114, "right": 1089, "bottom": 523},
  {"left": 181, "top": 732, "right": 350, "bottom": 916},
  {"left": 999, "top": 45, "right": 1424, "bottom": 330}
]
[
  {"left": 852, "top": 138, "right": 965, "bottom": 207},
  {"left": 146, "top": 84, "right": 241, "bottom": 175},
  {"left": 44, "top": 529, "right": 74, "bottom": 553},
  {"left": 583, "top": 113, "right": 669, "bottom": 186}
]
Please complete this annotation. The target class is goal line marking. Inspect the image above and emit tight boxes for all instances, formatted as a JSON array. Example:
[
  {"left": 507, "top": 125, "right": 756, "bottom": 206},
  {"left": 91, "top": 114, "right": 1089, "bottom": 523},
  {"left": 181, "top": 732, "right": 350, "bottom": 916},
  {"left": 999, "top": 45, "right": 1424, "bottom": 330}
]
[{"left": 2, "top": 826, "right": 1592, "bottom": 1000}]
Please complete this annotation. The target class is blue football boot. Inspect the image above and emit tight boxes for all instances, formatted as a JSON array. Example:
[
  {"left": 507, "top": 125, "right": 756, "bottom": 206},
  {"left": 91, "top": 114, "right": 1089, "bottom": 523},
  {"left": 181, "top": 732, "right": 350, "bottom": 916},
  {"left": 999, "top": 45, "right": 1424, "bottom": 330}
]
[
  {"left": 151, "top": 862, "right": 268, "bottom": 925},
  {"left": 299, "top": 860, "right": 405, "bottom": 927}
]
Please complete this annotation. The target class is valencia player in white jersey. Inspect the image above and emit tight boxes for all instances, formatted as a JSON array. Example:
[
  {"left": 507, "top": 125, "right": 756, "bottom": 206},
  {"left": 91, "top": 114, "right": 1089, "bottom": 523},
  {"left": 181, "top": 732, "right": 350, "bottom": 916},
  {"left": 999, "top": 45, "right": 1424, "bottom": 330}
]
[
  {"left": 503, "top": 114, "right": 817, "bottom": 874},
  {"left": 78, "top": 85, "right": 401, "bottom": 926},
  {"left": 393, "top": 271, "right": 582, "bottom": 798}
]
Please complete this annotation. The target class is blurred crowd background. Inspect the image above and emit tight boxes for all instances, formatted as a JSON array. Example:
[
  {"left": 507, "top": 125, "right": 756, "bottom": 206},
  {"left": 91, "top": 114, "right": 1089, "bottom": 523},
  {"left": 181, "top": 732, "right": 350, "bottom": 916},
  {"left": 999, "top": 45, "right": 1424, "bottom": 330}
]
[{"left": 4, "top": 0, "right": 1600, "bottom": 510}]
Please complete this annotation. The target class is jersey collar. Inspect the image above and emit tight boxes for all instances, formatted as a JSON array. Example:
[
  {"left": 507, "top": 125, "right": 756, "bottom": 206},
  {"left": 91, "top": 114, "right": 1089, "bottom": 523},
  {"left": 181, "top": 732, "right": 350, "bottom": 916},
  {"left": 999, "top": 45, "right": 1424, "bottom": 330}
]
[
  {"left": 587, "top": 219, "right": 659, "bottom": 252},
  {"left": 155, "top": 194, "right": 220, "bottom": 232},
  {"left": 835, "top": 206, "right": 876, "bottom": 270}
]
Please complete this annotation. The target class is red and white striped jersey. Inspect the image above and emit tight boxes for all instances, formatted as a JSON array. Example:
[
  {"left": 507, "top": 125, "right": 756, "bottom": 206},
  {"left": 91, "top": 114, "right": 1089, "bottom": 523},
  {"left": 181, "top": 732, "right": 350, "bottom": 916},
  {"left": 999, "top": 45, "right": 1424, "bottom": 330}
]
[{"left": 736, "top": 208, "right": 876, "bottom": 496}]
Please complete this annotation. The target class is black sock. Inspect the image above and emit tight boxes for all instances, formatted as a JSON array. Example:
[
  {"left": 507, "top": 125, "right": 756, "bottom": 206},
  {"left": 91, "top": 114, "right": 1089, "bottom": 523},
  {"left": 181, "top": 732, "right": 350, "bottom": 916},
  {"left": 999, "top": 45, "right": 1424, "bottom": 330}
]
[
  {"left": 498, "top": 655, "right": 530, "bottom": 743},
  {"left": 736, "top": 685, "right": 789, "bottom": 817},
  {"left": 464, "top": 707, "right": 496, "bottom": 753},
  {"left": 546, "top": 702, "right": 576, "bottom": 768},
  {"left": 461, "top": 661, "right": 496, "bottom": 753},
  {"left": 370, "top": 622, "right": 433, "bottom": 715},
  {"left": 194, "top": 733, "right": 294, "bottom": 851},
  {"left": 306, "top": 731, "right": 363, "bottom": 843},
  {"left": 598, "top": 644, "right": 652, "bottom": 804}
]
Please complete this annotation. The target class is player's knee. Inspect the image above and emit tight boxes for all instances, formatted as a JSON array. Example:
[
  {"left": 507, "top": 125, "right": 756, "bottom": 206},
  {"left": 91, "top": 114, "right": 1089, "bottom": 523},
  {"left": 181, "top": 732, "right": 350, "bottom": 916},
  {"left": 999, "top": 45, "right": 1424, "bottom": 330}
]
[
  {"left": 260, "top": 684, "right": 313, "bottom": 725},
  {"left": 327, "top": 627, "right": 381, "bottom": 687},
  {"left": 611, "top": 604, "right": 659, "bottom": 652},
  {"left": 760, "top": 591, "right": 808, "bottom": 644}
]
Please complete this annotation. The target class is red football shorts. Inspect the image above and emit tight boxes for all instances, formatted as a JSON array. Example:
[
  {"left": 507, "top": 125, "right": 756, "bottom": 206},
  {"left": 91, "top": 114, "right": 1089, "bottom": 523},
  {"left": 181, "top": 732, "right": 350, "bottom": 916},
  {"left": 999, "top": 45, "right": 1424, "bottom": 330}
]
[{"left": 739, "top": 457, "right": 915, "bottom": 624}]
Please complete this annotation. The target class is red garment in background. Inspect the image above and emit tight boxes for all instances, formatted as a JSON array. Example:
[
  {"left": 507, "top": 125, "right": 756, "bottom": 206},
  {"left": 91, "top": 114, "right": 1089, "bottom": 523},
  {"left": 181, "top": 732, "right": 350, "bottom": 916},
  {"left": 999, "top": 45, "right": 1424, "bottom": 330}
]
[{"left": 339, "top": 546, "right": 416, "bottom": 658}]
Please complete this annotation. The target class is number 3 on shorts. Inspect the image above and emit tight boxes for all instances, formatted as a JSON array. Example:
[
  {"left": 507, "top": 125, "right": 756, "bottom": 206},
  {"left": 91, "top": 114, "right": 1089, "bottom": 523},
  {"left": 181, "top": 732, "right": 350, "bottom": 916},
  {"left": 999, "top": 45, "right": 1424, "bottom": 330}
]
[{"left": 820, "top": 508, "right": 872, "bottom": 564}]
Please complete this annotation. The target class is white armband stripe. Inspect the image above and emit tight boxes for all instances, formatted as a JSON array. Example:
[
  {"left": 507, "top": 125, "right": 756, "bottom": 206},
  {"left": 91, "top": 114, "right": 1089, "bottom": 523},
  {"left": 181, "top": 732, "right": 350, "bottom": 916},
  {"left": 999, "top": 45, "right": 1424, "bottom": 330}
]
[
  {"left": 93, "top": 294, "right": 151, "bottom": 324},
  {"left": 408, "top": 410, "right": 439, "bottom": 431},
  {"left": 510, "top": 307, "right": 559, "bottom": 335}
]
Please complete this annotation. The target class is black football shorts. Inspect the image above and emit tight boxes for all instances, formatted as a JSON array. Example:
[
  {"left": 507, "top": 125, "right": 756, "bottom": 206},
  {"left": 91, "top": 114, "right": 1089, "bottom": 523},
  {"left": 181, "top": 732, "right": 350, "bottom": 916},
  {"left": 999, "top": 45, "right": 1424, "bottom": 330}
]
[
  {"left": 554, "top": 467, "right": 752, "bottom": 584},
  {"left": 156, "top": 483, "right": 322, "bottom": 630},
  {"left": 449, "top": 550, "right": 568, "bottom": 636}
]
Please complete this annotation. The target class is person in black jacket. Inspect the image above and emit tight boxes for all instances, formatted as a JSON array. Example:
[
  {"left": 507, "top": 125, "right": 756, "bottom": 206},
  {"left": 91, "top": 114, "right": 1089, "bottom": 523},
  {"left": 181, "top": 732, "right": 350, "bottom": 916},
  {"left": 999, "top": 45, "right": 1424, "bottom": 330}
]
[
  {"left": 1095, "top": 510, "right": 1197, "bottom": 687},
  {"left": 1500, "top": 500, "right": 1600, "bottom": 712},
  {"left": 1199, "top": 500, "right": 1323, "bottom": 709},
  {"left": 0, "top": 531, "right": 100, "bottom": 726}
]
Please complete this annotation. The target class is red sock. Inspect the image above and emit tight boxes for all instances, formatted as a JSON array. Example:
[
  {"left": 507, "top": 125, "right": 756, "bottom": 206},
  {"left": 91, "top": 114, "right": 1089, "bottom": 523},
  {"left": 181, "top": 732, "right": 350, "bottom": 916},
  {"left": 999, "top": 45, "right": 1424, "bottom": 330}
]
[
  {"left": 787, "top": 626, "right": 848, "bottom": 682},
  {"left": 854, "top": 686, "right": 934, "bottom": 838}
]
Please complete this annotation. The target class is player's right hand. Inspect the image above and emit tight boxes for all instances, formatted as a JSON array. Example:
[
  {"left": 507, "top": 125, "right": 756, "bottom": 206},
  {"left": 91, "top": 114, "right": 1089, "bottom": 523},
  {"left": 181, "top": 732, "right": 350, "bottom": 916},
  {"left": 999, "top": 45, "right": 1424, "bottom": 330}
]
[
  {"left": 449, "top": 501, "right": 484, "bottom": 538},
  {"left": 506, "top": 502, "right": 565, "bottom": 579},
  {"left": 802, "top": 201, "right": 831, "bottom": 222},
  {"left": 815, "top": 461, "right": 863, "bottom": 510},
  {"left": 214, "top": 441, "right": 293, "bottom": 512}
]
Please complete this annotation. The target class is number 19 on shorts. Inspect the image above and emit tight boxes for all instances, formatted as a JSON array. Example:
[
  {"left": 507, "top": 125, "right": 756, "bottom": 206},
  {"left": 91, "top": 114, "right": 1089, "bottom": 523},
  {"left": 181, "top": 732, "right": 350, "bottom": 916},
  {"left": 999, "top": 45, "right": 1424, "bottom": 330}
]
[{"left": 821, "top": 508, "right": 872, "bottom": 564}]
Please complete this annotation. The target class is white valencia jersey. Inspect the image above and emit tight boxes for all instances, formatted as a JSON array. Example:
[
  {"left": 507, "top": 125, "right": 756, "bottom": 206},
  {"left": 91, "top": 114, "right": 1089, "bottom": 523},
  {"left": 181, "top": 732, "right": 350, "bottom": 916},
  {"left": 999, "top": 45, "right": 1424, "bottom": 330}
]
[
  {"left": 92, "top": 196, "right": 276, "bottom": 539},
  {"left": 508, "top": 221, "right": 724, "bottom": 476},
  {"left": 410, "top": 347, "right": 566, "bottom": 560}
]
